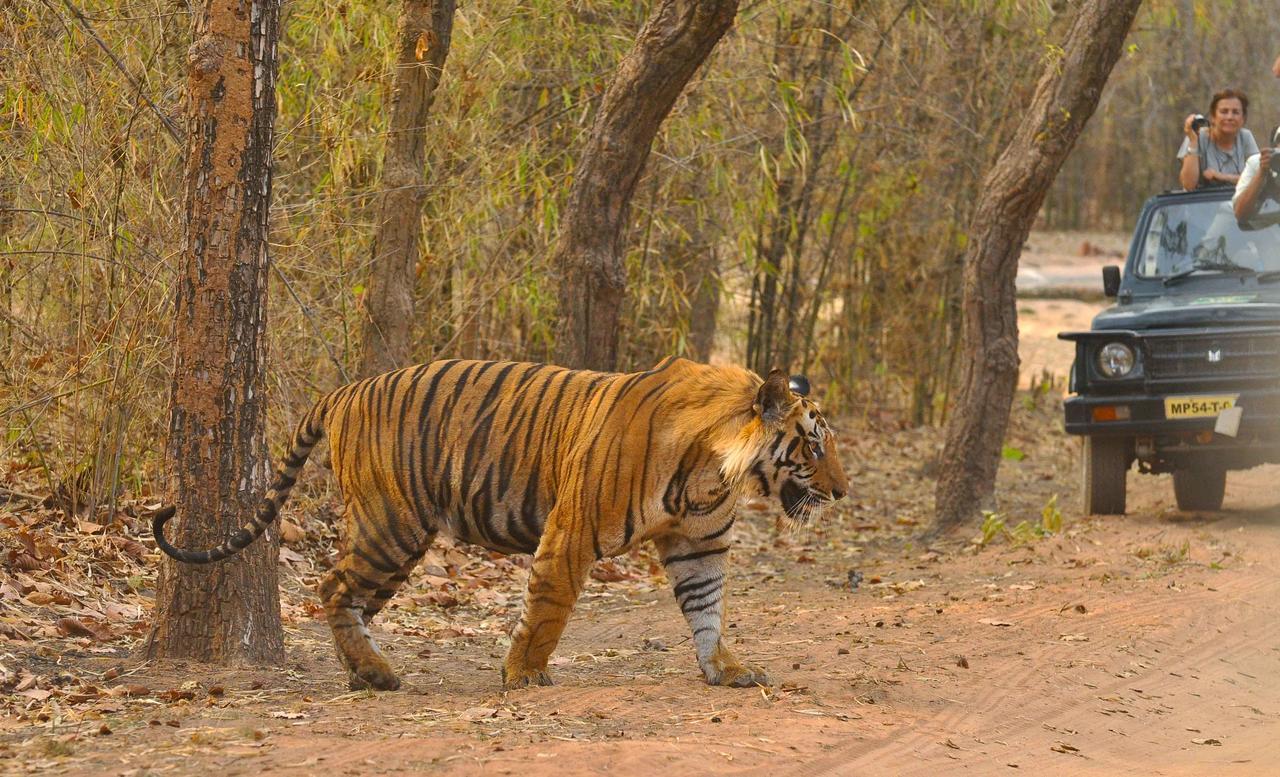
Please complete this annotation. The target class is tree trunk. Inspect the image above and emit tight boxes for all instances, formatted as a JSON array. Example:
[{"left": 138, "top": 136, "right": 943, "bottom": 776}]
[
  {"left": 553, "top": 0, "right": 737, "bottom": 371},
  {"left": 686, "top": 247, "right": 720, "bottom": 362},
  {"left": 149, "top": 0, "right": 284, "bottom": 664},
  {"left": 357, "top": 0, "right": 456, "bottom": 378},
  {"left": 933, "top": 0, "right": 1142, "bottom": 532}
]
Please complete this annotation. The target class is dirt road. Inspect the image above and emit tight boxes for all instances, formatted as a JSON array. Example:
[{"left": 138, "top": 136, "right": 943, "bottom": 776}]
[
  {"left": 4, "top": 234, "right": 1279, "bottom": 775},
  {"left": 7, "top": 414, "right": 1279, "bottom": 775}
]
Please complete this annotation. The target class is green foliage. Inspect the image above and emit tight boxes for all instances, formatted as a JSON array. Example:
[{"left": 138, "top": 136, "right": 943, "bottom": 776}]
[
  {"left": 976, "top": 511, "right": 1006, "bottom": 547},
  {"left": 1, "top": 0, "right": 1152, "bottom": 503},
  {"left": 1022, "top": 370, "right": 1058, "bottom": 411},
  {"left": 1041, "top": 494, "right": 1063, "bottom": 534},
  {"left": 1133, "top": 539, "right": 1190, "bottom": 565},
  {"left": 974, "top": 494, "right": 1062, "bottom": 548}
]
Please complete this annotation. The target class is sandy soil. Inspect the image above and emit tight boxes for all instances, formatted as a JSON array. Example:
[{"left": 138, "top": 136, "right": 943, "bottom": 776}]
[
  {"left": 8, "top": 465, "right": 1277, "bottom": 777},
  {"left": 4, "top": 233, "right": 1278, "bottom": 776}
]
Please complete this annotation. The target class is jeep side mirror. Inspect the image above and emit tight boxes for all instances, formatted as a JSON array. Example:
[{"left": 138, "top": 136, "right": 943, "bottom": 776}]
[{"left": 1102, "top": 265, "right": 1121, "bottom": 298}]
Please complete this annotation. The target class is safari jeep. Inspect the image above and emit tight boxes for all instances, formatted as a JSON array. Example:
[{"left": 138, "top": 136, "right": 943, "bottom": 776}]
[{"left": 1060, "top": 187, "right": 1280, "bottom": 514}]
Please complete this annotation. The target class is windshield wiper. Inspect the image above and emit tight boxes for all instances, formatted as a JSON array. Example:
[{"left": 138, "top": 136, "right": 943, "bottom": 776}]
[{"left": 1163, "top": 261, "right": 1256, "bottom": 286}]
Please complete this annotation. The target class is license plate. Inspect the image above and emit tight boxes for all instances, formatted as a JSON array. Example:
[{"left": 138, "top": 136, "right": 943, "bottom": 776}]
[{"left": 1164, "top": 394, "right": 1238, "bottom": 419}]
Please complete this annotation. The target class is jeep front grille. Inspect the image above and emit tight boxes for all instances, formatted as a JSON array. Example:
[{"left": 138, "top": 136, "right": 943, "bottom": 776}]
[{"left": 1146, "top": 332, "right": 1280, "bottom": 379}]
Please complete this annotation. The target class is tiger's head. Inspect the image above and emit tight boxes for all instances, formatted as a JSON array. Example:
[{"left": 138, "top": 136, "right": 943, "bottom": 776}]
[{"left": 736, "top": 369, "right": 850, "bottom": 525}]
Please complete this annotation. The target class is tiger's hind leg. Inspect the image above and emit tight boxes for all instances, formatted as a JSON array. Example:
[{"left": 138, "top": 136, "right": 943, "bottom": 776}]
[
  {"left": 362, "top": 541, "right": 430, "bottom": 623},
  {"left": 654, "top": 533, "right": 771, "bottom": 688},
  {"left": 502, "top": 513, "right": 594, "bottom": 689},
  {"left": 318, "top": 502, "right": 431, "bottom": 691}
]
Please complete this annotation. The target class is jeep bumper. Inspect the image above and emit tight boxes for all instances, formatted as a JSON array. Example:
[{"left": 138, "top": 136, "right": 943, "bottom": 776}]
[{"left": 1063, "top": 388, "right": 1280, "bottom": 437}]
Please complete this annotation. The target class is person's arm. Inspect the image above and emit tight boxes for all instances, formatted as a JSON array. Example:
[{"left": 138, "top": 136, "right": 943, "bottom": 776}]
[
  {"left": 1179, "top": 115, "right": 1201, "bottom": 190},
  {"left": 1233, "top": 150, "right": 1272, "bottom": 220},
  {"left": 1273, "top": 54, "right": 1280, "bottom": 78},
  {"left": 1180, "top": 152, "right": 1201, "bottom": 190}
]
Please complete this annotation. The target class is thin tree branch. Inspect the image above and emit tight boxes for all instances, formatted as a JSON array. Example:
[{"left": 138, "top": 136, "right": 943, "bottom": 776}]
[
  {"left": 53, "top": 0, "right": 183, "bottom": 145},
  {"left": 0, "top": 377, "right": 114, "bottom": 419},
  {"left": 271, "top": 263, "right": 351, "bottom": 384}
]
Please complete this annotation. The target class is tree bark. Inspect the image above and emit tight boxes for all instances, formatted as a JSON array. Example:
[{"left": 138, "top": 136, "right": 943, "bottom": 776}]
[
  {"left": 149, "top": 0, "right": 284, "bottom": 664},
  {"left": 357, "top": 0, "right": 456, "bottom": 378},
  {"left": 553, "top": 0, "right": 737, "bottom": 371},
  {"left": 686, "top": 247, "right": 720, "bottom": 362},
  {"left": 933, "top": 0, "right": 1142, "bottom": 532}
]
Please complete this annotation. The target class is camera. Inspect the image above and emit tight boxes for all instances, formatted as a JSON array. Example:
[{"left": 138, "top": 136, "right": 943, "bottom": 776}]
[{"left": 1190, "top": 114, "right": 1210, "bottom": 133}]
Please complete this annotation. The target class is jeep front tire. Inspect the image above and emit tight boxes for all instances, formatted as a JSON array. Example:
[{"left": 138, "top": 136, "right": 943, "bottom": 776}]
[
  {"left": 1173, "top": 467, "right": 1226, "bottom": 512},
  {"left": 1083, "top": 436, "right": 1127, "bottom": 515}
]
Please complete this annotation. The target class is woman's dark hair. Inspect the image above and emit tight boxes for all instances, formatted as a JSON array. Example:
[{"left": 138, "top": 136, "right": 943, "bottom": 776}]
[{"left": 1210, "top": 89, "right": 1249, "bottom": 117}]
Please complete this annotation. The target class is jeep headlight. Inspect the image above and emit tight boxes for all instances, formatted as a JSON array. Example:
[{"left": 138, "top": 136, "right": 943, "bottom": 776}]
[{"left": 1097, "top": 342, "right": 1136, "bottom": 378}]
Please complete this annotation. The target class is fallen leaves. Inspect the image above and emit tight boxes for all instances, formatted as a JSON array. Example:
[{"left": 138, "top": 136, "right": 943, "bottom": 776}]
[
  {"left": 106, "top": 535, "right": 148, "bottom": 560},
  {"left": 280, "top": 519, "right": 305, "bottom": 545},
  {"left": 55, "top": 617, "right": 112, "bottom": 641},
  {"left": 590, "top": 559, "right": 634, "bottom": 583},
  {"left": 462, "top": 706, "right": 498, "bottom": 721},
  {"left": 109, "top": 684, "right": 151, "bottom": 698},
  {"left": 1, "top": 496, "right": 157, "bottom": 665}
]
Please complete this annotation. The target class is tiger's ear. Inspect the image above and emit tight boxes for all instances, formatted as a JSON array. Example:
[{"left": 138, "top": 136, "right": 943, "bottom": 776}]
[{"left": 754, "top": 369, "right": 793, "bottom": 425}]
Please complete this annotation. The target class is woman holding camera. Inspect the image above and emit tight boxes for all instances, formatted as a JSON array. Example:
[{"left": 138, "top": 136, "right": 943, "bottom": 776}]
[{"left": 1178, "top": 89, "right": 1258, "bottom": 191}]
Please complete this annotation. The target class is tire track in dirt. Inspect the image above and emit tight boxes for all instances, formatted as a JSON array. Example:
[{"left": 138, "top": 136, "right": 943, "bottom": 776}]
[{"left": 782, "top": 521, "right": 1280, "bottom": 776}]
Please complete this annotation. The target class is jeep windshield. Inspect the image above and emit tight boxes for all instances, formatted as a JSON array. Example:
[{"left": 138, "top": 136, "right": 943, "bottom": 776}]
[{"left": 1135, "top": 197, "right": 1280, "bottom": 281}]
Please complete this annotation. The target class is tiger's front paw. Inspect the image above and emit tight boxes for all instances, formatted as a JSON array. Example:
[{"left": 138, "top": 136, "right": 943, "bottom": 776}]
[
  {"left": 347, "top": 658, "right": 401, "bottom": 691},
  {"left": 501, "top": 663, "right": 554, "bottom": 690},
  {"left": 704, "top": 662, "right": 771, "bottom": 688}
]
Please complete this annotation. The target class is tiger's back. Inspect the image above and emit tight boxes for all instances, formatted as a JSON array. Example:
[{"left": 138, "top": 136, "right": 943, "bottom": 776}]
[{"left": 324, "top": 359, "right": 598, "bottom": 556}]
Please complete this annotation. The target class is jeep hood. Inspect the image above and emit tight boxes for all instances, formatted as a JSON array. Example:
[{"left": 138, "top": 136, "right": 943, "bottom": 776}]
[{"left": 1093, "top": 293, "right": 1280, "bottom": 331}]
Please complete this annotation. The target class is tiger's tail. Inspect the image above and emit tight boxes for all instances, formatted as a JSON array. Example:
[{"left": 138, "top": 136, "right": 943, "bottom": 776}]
[{"left": 153, "top": 396, "right": 331, "bottom": 564}]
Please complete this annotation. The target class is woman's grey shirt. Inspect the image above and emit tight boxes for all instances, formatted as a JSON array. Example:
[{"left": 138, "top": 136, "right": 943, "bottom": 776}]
[{"left": 1178, "top": 128, "right": 1260, "bottom": 184}]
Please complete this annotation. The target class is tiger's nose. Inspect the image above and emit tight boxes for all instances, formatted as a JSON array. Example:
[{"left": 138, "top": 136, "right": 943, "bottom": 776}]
[{"left": 831, "top": 488, "right": 846, "bottom": 501}]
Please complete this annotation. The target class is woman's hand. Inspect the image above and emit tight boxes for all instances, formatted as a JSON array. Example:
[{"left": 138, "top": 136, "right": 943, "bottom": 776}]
[{"left": 1183, "top": 113, "right": 1200, "bottom": 143}]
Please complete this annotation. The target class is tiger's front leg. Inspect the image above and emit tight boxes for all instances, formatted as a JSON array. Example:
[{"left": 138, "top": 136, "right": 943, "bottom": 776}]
[
  {"left": 502, "top": 514, "right": 593, "bottom": 689},
  {"left": 654, "top": 533, "right": 771, "bottom": 688}
]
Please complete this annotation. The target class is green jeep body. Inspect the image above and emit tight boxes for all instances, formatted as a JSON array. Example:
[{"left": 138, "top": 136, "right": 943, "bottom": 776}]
[{"left": 1059, "top": 187, "right": 1280, "bottom": 513}]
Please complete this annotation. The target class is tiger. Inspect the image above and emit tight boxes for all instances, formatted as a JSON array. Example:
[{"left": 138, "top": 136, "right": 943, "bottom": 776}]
[{"left": 154, "top": 357, "right": 850, "bottom": 691}]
